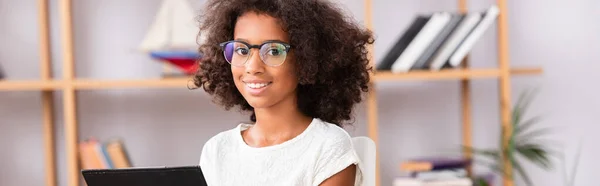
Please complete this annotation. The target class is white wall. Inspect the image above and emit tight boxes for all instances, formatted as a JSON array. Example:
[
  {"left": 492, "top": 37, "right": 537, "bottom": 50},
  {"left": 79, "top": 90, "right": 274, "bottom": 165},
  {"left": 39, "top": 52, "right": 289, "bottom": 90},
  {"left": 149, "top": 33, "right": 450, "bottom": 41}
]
[
  {"left": 1, "top": 1, "right": 50, "bottom": 185},
  {"left": 1, "top": 0, "right": 598, "bottom": 186}
]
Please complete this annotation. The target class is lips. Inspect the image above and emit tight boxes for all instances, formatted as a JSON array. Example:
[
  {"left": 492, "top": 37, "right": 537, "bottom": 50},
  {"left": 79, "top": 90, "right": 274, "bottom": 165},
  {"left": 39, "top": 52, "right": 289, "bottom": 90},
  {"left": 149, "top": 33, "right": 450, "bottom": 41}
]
[{"left": 242, "top": 79, "right": 272, "bottom": 96}]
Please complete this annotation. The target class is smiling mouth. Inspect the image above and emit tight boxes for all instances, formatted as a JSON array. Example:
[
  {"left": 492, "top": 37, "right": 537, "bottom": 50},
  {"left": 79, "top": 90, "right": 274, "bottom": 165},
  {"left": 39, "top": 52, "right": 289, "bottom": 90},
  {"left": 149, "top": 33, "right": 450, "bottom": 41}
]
[{"left": 244, "top": 82, "right": 272, "bottom": 89}]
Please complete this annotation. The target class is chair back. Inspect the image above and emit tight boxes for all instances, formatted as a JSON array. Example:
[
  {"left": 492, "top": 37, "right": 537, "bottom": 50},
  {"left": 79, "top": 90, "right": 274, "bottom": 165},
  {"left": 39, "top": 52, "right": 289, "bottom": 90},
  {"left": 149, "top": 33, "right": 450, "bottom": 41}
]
[{"left": 352, "top": 136, "right": 376, "bottom": 186}]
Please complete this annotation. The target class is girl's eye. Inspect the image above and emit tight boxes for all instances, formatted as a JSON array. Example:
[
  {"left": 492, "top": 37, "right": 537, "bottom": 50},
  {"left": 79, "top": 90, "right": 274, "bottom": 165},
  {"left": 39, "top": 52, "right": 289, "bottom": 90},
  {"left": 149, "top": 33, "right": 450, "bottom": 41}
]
[
  {"left": 267, "top": 48, "right": 282, "bottom": 56},
  {"left": 235, "top": 48, "right": 249, "bottom": 55}
]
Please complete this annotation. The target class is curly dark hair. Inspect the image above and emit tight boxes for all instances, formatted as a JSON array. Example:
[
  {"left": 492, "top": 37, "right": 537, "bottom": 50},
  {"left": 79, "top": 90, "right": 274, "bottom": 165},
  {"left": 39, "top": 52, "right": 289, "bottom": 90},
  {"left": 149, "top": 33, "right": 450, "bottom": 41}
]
[{"left": 192, "top": 0, "right": 374, "bottom": 127}]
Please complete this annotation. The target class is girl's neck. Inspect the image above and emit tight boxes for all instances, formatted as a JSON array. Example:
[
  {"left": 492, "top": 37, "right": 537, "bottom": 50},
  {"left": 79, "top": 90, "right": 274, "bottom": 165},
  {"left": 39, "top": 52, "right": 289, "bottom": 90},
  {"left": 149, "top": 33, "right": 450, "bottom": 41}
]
[
  {"left": 246, "top": 96, "right": 312, "bottom": 146},
  {"left": 254, "top": 108, "right": 312, "bottom": 134}
]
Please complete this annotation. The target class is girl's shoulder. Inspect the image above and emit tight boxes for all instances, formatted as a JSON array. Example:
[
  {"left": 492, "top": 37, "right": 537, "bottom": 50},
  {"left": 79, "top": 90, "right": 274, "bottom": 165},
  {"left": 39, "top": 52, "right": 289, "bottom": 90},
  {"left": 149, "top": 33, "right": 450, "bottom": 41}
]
[
  {"left": 310, "top": 119, "right": 364, "bottom": 185},
  {"left": 311, "top": 118, "right": 355, "bottom": 146}
]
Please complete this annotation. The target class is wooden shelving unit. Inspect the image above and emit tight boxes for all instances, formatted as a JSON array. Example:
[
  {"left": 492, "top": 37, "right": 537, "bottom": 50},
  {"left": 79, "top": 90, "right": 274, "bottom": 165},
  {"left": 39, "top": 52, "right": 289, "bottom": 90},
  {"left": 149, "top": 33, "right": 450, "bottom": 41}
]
[
  {"left": 72, "top": 77, "right": 192, "bottom": 90},
  {"left": 362, "top": 1, "right": 541, "bottom": 186},
  {"left": 0, "top": 0, "right": 542, "bottom": 186},
  {"left": 374, "top": 68, "right": 541, "bottom": 81},
  {"left": 0, "top": 80, "right": 63, "bottom": 91}
]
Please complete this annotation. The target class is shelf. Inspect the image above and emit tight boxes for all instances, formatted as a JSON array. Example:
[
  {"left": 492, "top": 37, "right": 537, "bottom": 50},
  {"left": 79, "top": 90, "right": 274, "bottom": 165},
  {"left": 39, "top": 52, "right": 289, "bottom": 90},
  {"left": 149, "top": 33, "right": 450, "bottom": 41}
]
[
  {"left": 509, "top": 67, "right": 543, "bottom": 75},
  {"left": 373, "top": 67, "right": 542, "bottom": 81},
  {"left": 0, "top": 68, "right": 543, "bottom": 91},
  {"left": 0, "top": 80, "right": 63, "bottom": 91},
  {"left": 0, "top": 77, "right": 195, "bottom": 91},
  {"left": 72, "top": 77, "right": 193, "bottom": 90}
]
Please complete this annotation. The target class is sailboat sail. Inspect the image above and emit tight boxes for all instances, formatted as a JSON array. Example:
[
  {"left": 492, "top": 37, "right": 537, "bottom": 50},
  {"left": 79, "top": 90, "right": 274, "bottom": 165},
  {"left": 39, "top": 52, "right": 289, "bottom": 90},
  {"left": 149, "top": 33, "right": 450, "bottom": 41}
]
[
  {"left": 139, "top": 0, "right": 200, "bottom": 51},
  {"left": 140, "top": 0, "right": 203, "bottom": 75}
]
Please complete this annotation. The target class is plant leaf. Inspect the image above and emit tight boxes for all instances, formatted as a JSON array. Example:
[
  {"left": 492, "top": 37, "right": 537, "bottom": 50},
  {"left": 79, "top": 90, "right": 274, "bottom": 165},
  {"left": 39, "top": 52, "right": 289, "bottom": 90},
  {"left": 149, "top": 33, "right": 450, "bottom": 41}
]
[
  {"left": 514, "top": 115, "right": 543, "bottom": 136},
  {"left": 516, "top": 127, "right": 554, "bottom": 143},
  {"left": 475, "top": 178, "right": 489, "bottom": 186},
  {"left": 513, "top": 90, "right": 528, "bottom": 125},
  {"left": 511, "top": 88, "right": 540, "bottom": 139},
  {"left": 515, "top": 87, "right": 539, "bottom": 120},
  {"left": 483, "top": 162, "right": 509, "bottom": 178},
  {"left": 510, "top": 89, "right": 539, "bottom": 152},
  {"left": 515, "top": 138, "right": 563, "bottom": 151},
  {"left": 463, "top": 146, "right": 501, "bottom": 160},
  {"left": 514, "top": 89, "right": 529, "bottom": 114},
  {"left": 512, "top": 101, "right": 523, "bottom": 130},
  {"left": 516, "top": 143, "right": 553, "bottom": 170},
  {"left": 463, "top": 146, "right": 509, "bottom": 177},
  {"left": 511, "top": 157, "right": 533, "bottom": 186}
]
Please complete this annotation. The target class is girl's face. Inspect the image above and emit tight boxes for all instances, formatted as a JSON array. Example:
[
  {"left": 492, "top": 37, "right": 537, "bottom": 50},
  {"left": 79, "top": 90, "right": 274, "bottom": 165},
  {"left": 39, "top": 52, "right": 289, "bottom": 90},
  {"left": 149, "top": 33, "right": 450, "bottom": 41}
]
[{"left": 229, "top": 12, "right": 298, "bottom": 110}]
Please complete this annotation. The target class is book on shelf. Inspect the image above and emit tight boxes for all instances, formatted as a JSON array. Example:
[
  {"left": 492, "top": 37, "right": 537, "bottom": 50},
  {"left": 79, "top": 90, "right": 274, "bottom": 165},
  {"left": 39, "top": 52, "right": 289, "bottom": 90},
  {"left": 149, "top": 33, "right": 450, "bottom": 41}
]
[
  {"left": 394, "top": 156, "right": 496, "bottom": 186},
  {"left": 376, "top": 16, "right": 430, "bottom": 71},
  {"left": 393, "top": 177, "right": 473, "bottom": 186},
  {"left": 446, "top": 5, "right": 499, "bottom": 68},
  {"left": 393, "top": 175, "right": 494, "bottom": 186},
  {"left": 78, "top": 137, "right": 132, "bottom": 170},
  {"left": 400, "top": 156, "right": 472, "bottom": 172},
  {"left": 411, "top": 13, "right": 465, "bottom": 70},
  {"left": 377, "top": 5, "right": 500, "bottom": 73},
  {"left": 428, "top": 13, "right": 482, "bottom": 70},
  {"left": 393, "top": 156, "right": 478, "bottom": 186},
  {"left": 391, "top": 12, "right": 453, "bottom": 73}
]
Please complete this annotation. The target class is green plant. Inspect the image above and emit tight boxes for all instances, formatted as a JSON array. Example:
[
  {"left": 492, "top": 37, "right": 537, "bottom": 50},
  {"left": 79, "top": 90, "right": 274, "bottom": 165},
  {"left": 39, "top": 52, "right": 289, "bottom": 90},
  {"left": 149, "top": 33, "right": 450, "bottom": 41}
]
[
  {"left": 473, "top": 177, "right": 491, "bottom": 186},
  {"left": 464, "top": 88, "right": 556, "bottom": 186}
]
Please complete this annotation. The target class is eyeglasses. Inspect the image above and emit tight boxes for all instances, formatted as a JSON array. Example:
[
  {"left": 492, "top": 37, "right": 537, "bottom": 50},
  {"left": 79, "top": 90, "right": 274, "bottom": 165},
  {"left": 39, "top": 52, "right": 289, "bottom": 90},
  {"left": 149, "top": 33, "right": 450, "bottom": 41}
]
[{"left": 219, "top": 40, "right": 292, "bottom": 67}]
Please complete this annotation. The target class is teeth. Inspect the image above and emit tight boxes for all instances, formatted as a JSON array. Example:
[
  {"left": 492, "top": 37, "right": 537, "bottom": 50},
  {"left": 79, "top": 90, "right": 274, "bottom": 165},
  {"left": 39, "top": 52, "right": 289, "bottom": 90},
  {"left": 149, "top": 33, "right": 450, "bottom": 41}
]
[{"left": 246, "top": 83, "right": 269, "bottom": 89}]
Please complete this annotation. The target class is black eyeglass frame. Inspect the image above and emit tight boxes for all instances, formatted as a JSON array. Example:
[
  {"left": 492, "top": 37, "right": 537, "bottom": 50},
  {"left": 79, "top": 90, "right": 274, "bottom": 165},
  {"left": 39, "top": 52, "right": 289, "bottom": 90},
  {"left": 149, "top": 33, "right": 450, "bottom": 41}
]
[{"left": 218, "top": 40, "right": 292, "bottom": 67}]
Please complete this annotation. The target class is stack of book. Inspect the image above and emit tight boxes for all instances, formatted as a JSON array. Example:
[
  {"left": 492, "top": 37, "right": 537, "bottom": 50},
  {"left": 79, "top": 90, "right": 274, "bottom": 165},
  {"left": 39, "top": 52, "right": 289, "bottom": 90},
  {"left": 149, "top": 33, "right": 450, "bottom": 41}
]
[
  {"left": 394, "top": 156, "right": 474, "bottom": 186},
  {"left": 377, "top": 5, "right": 500, "bottom": 73},
  {"left": 78, "top": 138, "right": 132, "bottom": 169}
]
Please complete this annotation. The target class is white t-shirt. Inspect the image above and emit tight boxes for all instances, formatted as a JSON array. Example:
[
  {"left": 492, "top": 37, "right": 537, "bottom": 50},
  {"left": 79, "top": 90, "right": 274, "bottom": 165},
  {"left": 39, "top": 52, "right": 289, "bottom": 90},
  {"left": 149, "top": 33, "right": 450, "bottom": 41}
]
[{"left": 199, "top": 118, "right": 363, "bottom": 186}]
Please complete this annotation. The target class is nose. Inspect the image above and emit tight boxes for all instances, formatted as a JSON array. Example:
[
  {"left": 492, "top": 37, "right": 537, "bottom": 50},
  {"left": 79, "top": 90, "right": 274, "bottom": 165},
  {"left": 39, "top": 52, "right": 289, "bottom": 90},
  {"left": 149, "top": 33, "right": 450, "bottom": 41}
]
[{"left": 245, "top": 49, "right": 265, "bottom": 75}]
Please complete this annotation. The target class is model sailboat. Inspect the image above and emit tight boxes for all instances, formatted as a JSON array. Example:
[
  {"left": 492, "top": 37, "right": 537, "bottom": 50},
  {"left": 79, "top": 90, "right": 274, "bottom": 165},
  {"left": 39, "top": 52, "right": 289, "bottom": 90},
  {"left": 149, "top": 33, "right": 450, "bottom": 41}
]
[{"left": 139, "top": 0, "right": 204, "bottom": 75}]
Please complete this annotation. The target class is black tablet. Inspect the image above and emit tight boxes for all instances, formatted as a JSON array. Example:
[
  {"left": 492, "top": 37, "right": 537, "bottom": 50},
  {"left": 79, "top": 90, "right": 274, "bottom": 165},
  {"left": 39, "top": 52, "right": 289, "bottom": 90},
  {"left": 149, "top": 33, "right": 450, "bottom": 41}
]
[{"left": 81, "top": 165, "right": 207, "bottom": 186}]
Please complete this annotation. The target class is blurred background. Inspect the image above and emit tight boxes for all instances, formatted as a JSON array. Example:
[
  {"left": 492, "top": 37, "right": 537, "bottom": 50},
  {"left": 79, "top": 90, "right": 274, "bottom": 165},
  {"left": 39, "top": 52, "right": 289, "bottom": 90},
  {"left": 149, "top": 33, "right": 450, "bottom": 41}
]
[{"left": 0, "top": 0, "right": 598, "bottom": 186}]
